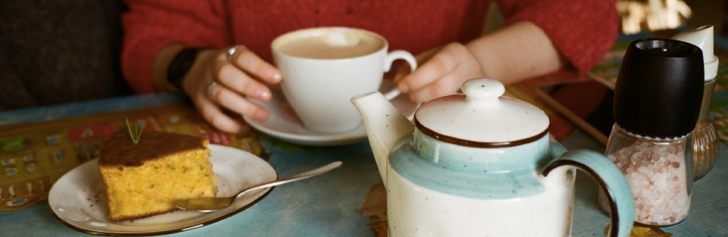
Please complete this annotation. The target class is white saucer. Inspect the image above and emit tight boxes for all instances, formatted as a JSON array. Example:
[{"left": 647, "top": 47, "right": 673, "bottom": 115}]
[
  {"left": 244, "top": 81, "right": 418, "bottom": 146},
  {"left": 48, "top": 145, "right": 277, "bottom": 235}
]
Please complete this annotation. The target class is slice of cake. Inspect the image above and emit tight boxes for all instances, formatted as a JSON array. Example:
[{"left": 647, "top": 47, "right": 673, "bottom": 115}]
[{"left": 98, "top": 130, "right": 217, "bottom": 221}]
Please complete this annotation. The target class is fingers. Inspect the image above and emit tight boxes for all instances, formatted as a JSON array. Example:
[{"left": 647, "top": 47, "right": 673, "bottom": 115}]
[
  {"left": 208, "top": 46, "right": 274, "bottom": 121},
  {"left": 184, "top": 45, "right": 280, "bottom": 134},
  {"left": 206, "top": 82, "right": 269, "bottom": 121},
  {"left": 228, "top": 46, "right": 282, "bottom": 85},
  {"left": 217, "top": 46, "right": 283, "bottom": 102},
  {"left": 398, "top": 45, "right": 459, "bottom": 93},
  {"left": 193, "top": 94, "right": 251, "bottom": 134},
  {"left": 207, "top": 45, "right": 276, "bottom": 119},
  {"left": 398, "top": 43, "right": 485, "bottom": 103},
  {"left": 216, "top": 62, "right": 272, "bottom": 102},
  {"left": 392, "top": 46, "right": 441, "bottom": 84},
  {"left": 406, "top": 72, "right": 464, "bottom": 103}
]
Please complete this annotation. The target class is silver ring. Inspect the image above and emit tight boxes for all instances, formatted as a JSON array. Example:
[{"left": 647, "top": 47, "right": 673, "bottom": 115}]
[
  {"left": 207, "top": 81, "right": 218, "bottom": 98},
  {"left": 226, "top": 45, "right": 243, "bottom": 62}
]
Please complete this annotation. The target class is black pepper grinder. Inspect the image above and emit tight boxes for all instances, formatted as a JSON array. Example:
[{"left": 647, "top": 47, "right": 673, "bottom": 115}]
[{"left": 598, "top": 38, "right": 704, "bottom": 226}]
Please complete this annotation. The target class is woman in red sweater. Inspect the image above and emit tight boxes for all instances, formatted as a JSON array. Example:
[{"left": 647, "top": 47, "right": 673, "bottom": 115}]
[{"left": 122, "top": 0, "right": 618, "bottom": 133}]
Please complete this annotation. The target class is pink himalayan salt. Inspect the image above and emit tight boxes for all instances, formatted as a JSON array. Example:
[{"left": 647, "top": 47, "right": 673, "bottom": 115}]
[{"left": 605, "top": 140, "right": 690, "bottom": 226}]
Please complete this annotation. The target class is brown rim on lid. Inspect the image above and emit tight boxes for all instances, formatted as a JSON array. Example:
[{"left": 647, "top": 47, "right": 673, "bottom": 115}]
[
  {"left": 413, "top": 79, "right": 550, "bottom": 147},
  {"left": 415, "top": 117, "right": 550, "bottom": 148}
]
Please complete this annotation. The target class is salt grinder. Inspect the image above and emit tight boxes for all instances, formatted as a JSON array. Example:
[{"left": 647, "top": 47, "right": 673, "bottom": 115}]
[
  {"left": 673, "top": 25, "right": 720, "bottom": 181},
  {"left": 600, "top": 38, "right": 704, "bottom": 226}
]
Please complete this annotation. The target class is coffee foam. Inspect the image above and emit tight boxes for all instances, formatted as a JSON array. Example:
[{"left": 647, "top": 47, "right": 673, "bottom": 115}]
[
  {"left": 325, "top": 30, "right": 361, "bottom": 46},
  {"left": 274, "top": 28, "right": 385, "bottom": 59}
]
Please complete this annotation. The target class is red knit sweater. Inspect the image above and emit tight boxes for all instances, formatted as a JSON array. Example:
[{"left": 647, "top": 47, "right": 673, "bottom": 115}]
[{"left": 121, "top": 0, "right": 619, "bottom": 94}]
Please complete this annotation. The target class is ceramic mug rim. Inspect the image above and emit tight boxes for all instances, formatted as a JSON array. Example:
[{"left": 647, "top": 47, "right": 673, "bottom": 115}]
[{"left": 271, "top": 27, "right": 389, "bottom": 62}]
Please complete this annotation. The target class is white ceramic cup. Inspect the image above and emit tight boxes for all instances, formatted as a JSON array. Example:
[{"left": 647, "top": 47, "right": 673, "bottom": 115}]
[{"left": 272, "top": 27, "right": 417, "bottom": 133}]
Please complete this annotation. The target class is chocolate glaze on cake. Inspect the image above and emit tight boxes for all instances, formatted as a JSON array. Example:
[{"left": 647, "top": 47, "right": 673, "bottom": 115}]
[{"left": 100, "top": 131, "right": 206, "bottom": 167}]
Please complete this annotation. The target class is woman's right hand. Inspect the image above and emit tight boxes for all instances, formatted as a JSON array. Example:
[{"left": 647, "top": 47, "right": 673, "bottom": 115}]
[{"left": 181, "top": 46, "right": 282, "bottom": 134}]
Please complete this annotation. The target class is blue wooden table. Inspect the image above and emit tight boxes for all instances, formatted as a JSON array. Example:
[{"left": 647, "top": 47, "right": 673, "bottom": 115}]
[{"left": 0, "top": 93, "right": 726, "bottom": 237}]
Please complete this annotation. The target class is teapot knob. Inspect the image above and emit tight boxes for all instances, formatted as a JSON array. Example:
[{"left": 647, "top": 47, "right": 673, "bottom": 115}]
[{"left": 462, "top": 78, "right": 505, "bottom": 102}]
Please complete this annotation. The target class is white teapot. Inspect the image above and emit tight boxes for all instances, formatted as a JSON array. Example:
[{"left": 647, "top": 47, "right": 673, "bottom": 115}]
[{"left": 351, "top": 78, "right": 634, "bottom": 237}]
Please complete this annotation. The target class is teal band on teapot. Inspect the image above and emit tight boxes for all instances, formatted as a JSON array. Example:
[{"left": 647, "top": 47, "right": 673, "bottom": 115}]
[{"left": 389, "top": 130, "right": 552, "bottom": 199}]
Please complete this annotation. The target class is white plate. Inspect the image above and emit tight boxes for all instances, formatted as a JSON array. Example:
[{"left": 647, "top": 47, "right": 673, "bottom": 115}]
[
  {"left": 48, "top": 145, "right": 277, "bottom": 236},
  {"left": 244, "top": 81, "right": 419, "bottom": 146}
]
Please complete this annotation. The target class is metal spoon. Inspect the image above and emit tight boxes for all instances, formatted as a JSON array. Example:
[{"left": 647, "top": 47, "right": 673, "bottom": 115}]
[{"left": 173, "top": 161, "right": 342, "bottom": 212}]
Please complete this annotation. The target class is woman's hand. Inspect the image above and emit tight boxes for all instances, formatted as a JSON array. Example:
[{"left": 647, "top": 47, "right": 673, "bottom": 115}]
[
  {"left": 394, "top": 42, "right": 485, "bottom": 103},
  {"left": 394, "top": 21, "right": 567, "bottom": 104},
  {"left": 181, "top": 46, "right": 281, "bottom": 134}
]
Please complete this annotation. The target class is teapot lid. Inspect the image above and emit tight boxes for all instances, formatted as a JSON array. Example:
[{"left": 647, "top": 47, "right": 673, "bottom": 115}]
[{"left": 414, "top": 78, "right": 549, "bottom": 147}]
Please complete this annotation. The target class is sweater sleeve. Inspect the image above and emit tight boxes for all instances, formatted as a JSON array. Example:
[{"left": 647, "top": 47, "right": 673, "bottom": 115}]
[
  {"left": 497, "top": 0, "right": 619, "bottom": 76},
  {"left": 121, "top": 0, "right": 231, "bottom": 94}
]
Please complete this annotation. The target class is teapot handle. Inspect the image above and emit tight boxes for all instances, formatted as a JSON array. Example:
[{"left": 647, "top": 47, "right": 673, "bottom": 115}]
[{"left": 543, "top": 142, "right": 634, "bottom": 237}]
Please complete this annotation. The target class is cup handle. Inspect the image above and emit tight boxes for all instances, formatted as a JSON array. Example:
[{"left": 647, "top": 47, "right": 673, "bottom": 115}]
[
  {"left": 381, "top": 50, "right": 418, "bottom": 100},
  {"left": 543, "top": 141, "right": 634, "bottom": 237}
]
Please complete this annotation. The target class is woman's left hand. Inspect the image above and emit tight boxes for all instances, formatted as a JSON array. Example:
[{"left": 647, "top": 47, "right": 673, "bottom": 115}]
[{"left": 393, "top": 42, "right": 485, "bottom": 103}]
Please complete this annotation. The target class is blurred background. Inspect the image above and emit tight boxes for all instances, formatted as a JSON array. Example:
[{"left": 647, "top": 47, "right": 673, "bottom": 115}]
[{"left": 619, "top": 0, "right": 725, "bottom": 35}]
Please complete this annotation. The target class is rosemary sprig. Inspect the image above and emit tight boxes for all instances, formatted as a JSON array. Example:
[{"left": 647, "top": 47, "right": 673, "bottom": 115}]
[{"left": 125, "top": 117, "right": 144, "bottom": 144}]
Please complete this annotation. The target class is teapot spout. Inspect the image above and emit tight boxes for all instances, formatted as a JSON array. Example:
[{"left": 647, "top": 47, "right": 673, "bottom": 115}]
[{"left": 352, "top": 92, "right": 414, "bottom": 186}]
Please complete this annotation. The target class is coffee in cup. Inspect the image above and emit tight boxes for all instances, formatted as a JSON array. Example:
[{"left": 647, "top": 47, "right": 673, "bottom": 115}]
[
  {"left": 274, "top": 29, "right": 384, "bottom": 59},
  {"left": 272, "top": 27, "right": 417, "bottom": 133}
]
